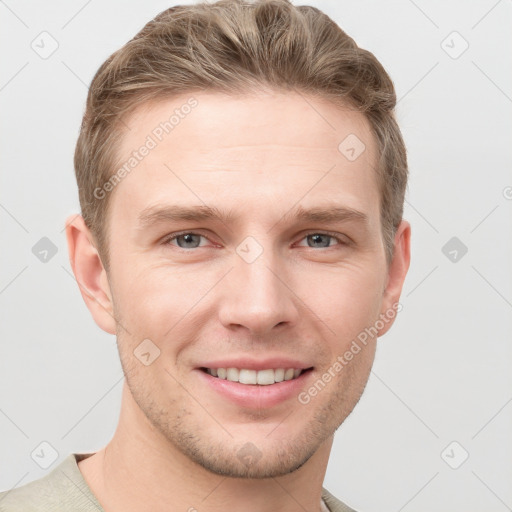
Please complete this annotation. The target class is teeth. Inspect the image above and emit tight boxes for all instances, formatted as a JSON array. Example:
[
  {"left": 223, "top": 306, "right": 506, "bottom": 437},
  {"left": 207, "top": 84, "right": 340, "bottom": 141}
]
[
  {"left": 239, "top": 369, "right": 257, "bottom": 384},
  {"left": 205, "top": 367, "right": 304, "bottom": 385},
  {"left": 256, "top": 369, "right": 274, "bottom": 385},
  {"left": 226, "top": 368, "right": 239, "bottom": 381}
]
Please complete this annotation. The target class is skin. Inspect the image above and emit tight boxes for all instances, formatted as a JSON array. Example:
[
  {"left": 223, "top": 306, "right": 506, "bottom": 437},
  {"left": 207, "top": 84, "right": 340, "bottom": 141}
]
[{"left": 66, "top": 89, "right": 410, "bottom": 512}]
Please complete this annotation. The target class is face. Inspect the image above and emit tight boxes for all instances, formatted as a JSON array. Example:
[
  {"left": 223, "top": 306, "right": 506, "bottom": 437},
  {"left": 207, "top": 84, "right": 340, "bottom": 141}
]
[{"left": 93, "top": 90, "right": 405, "bottom": 478}]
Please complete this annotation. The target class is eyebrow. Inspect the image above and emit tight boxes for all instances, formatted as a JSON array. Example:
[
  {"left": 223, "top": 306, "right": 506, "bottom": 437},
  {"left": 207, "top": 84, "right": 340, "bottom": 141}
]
[{"left": 137, "top": 203, "right": 369, "bottom": 230}]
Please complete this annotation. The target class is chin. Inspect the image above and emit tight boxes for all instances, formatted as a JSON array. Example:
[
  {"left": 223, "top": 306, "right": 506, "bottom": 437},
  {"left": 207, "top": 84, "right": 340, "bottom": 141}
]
[
  {"left": 161, "top": 409, "right": 336, "bottom": 480},
  {"left": 180, "top": 440, "right": 318, "bottom": 479}
]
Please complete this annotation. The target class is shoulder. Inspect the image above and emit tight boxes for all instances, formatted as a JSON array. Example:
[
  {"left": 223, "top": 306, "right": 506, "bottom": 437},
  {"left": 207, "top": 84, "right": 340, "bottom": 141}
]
[
  {"left": 322, "top": 486, "right": 359, "bottom": 512},
  {"left": 0, "top": 471, "right": 58, "bottom": 512},
  {"left": 0, "top": 453, "right": 103, "bottom": 512}
]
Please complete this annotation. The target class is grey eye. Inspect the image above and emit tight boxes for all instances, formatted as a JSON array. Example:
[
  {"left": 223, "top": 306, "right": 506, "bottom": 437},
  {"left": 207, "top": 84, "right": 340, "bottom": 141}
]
[
  {"left": 306, "top": 234, "right": 335, "bottom": 248},
  {"left": 174, "top": 233, "right": 203, "bottom": 249}
]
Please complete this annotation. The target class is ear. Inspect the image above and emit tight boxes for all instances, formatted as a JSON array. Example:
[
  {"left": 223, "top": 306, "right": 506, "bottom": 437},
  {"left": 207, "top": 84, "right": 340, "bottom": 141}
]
[
  {"left": 65, "top": 214, "right": 116, "bottom": 335},
  {"left": 377, "top": 220, "right": 411, "bottom": 337}
]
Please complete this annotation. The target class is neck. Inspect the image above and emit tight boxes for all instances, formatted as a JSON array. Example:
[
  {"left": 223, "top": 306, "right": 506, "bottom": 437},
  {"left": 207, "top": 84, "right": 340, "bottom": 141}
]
[{"left": 78, "top": 381, "right": 333, "bottom": 512}]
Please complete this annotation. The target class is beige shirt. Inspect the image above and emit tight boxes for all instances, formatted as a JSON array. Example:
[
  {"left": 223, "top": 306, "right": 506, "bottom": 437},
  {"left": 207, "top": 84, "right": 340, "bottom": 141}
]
[{"left": 0, "top": 453, "right": 357, "bottom": 512}]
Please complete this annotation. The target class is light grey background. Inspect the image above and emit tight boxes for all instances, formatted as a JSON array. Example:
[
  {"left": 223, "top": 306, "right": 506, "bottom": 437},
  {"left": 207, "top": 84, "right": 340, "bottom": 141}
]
[{"left": 1, "top": 1, "right": 511, "bottom": 511}]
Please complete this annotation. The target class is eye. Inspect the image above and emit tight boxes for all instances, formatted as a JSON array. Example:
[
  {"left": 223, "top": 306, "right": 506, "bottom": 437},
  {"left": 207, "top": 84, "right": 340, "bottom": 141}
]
[
  {"left": 164, "top": 232, "right": 212, "bottom": 249},
  {"left": 162, "top": 231, "right": 349, "bottom": 251},
  {"left": 296, "top": 232, "right": 347, "bottom": 249}
]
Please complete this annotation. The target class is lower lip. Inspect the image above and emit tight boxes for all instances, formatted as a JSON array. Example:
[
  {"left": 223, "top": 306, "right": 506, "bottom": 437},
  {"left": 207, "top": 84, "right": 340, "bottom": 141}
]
[{"left": 195, "top": 369, "right": 313, "bottom": 409}]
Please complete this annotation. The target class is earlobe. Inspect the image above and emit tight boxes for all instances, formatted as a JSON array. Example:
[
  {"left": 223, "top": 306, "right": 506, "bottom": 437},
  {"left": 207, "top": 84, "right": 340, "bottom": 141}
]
[
  {"left": 65, "top": 214, "right": 116, "bottom": 335},
  {"left": 377, "top": 220, "right": 411, "bottom": 337}
]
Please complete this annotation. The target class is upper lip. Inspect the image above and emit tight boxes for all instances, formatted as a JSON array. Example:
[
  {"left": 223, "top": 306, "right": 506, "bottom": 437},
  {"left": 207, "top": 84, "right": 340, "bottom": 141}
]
[{"left": 197, "top": 358, "right": 313, "bottom": 371}]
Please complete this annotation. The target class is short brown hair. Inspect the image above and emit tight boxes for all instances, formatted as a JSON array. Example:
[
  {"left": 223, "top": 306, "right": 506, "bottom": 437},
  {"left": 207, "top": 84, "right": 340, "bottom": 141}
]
[{"left": 74, "top": 0, "right": 408, "bottom": 269}]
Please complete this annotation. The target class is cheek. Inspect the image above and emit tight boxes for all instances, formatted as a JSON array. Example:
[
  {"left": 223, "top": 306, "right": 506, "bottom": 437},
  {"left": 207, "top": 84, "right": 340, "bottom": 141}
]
[
  {"left": 111, "top": 255, "right": 173, "bottom": 308},
  {"left": 300, "top": 263, "right": 385, "bottom": 340},
  {"left": 109, "top": 245, "right": 386, "bottom": 345},
  {"left": 110, "top": 261, "right": 213, "bottom": 347}
]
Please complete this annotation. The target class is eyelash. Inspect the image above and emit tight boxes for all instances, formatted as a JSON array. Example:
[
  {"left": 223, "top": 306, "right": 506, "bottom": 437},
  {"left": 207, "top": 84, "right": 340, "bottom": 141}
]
[{"left": 162, "top": 231, "right": 349, "bottom": 250}]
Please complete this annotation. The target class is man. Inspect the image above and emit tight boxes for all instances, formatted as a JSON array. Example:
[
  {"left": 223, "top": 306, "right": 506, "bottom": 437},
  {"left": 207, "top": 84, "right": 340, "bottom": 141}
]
[{"left": 0, "top": 0, "right": 410, "bottom": 510}]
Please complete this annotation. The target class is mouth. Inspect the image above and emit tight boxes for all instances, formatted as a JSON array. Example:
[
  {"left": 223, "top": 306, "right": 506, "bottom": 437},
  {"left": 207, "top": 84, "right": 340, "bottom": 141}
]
[
  {"left": 199, "top": 367, "right": 313, "bottom": 385},
  {"left": 196, "top": 364, "right": 315, "bottom": 409}
]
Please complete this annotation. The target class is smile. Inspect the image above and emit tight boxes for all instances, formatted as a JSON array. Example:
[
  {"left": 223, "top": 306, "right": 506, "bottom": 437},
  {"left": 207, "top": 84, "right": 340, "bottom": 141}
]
[{"left": 201, "top": 367, "right": 308, "bottom": 385}]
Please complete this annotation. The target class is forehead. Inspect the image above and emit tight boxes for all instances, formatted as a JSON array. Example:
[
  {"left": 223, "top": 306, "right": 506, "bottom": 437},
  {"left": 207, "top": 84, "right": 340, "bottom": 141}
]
[
  {"left": 109, "top": 90, "right": 380, "bottom": 227},
  {"left": 118, "top": 89, "right": 375, "bottom": 158}
]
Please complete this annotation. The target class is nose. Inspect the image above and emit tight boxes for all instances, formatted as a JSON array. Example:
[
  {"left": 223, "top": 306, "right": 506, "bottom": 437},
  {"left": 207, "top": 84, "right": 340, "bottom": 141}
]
[{"left": 217, "top": 244, "right": 300, "bottom": 336}]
